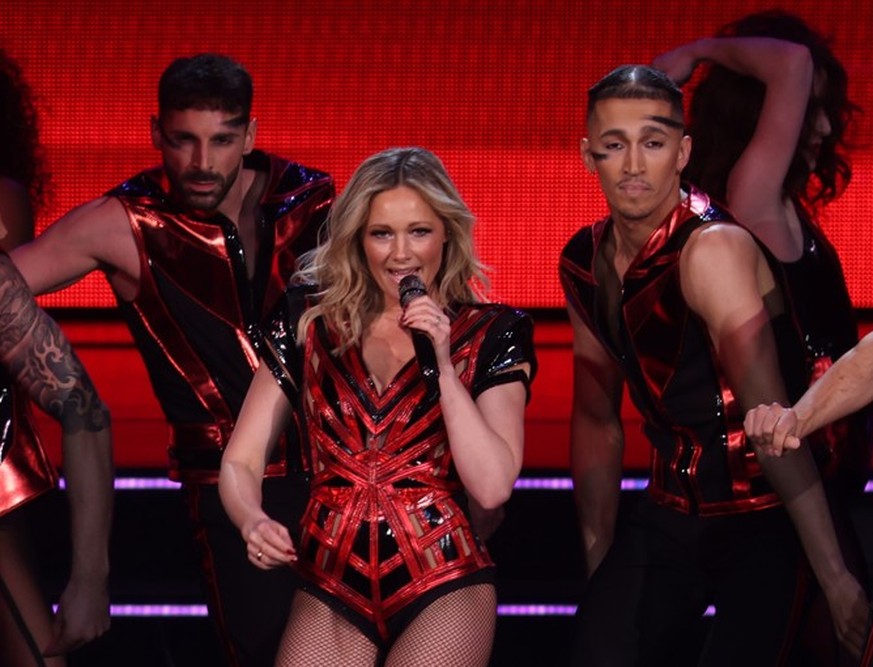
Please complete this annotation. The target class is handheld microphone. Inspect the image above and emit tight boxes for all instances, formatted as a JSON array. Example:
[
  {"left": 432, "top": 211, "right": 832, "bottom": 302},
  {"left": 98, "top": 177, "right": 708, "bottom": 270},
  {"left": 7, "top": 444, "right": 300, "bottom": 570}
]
[{"left": 399, "top": 274, "right": 440, "bottom": 400}]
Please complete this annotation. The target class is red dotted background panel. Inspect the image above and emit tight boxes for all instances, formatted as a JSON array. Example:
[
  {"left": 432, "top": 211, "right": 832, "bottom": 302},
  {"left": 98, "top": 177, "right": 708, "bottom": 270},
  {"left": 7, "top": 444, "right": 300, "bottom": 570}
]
[{"left": 2, "top": 0, "right": 872, "bottom": 309}]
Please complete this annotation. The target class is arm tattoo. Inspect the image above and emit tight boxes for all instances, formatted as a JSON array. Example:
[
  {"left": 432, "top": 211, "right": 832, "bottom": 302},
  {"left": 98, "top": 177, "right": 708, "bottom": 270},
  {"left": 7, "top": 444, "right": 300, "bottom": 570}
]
[{"left": 0, "top": 256, "right": 110, "bottom": 434}]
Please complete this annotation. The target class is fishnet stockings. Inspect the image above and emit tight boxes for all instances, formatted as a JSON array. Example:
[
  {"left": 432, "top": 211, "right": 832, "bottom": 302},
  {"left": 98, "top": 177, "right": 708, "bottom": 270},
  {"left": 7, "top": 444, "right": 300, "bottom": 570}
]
[
  {"left": 386, "top": 584, "right": 496, "bottom": 667},
  {"left": 274, "top": 591, "right": 379, "bottom": 667},
  {"left": 274, "top": 584, "right": 496, "bottom": 667}
]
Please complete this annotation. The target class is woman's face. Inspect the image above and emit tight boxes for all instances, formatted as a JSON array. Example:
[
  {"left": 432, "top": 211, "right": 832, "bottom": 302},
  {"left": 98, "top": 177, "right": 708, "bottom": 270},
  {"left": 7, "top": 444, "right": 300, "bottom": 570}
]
[{"left": 362, "top": 185, "right": 447, "bottom": 308}]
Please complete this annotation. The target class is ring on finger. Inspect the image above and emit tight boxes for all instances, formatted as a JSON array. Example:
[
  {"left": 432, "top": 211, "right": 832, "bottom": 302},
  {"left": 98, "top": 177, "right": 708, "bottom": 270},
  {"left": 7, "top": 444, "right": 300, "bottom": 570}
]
[{"left": 256, "top": 550, "right": 263, "bottom": 560}]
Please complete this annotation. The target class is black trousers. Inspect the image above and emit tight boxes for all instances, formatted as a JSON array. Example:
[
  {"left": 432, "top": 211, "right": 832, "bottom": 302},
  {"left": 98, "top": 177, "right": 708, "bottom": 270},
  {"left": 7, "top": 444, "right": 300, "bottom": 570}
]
[
  {"left": 569, "top": 495, "right": 810, "bottom": 667},
  {"left": 183, "top": 474, "right": 308, "bottom": 667}
]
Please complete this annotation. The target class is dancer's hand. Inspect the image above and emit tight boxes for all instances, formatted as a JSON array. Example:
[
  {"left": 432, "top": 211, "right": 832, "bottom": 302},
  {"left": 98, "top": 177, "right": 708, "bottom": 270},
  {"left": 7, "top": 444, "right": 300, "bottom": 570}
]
[
  {"left": 652, "top": 44, "right": 699, "bottom": 86},
  {"left": 468, "top": 496, "right": 505, "bottom": 541},
  {"left": 44, "top": 575, "right": 110, "bottom": 655},
  {"left": 823, "top": 569, "right": 869, "bottom": 658},
  {"left": 243, "top": 516, "right": 297, "bottom": 570},
  {"left": 744, "top": 402, "right": 802, "bottom": 456}
]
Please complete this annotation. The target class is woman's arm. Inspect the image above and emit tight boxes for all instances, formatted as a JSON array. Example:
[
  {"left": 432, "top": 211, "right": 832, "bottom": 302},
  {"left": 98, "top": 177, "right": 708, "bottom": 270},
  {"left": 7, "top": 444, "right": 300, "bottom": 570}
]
[
  {"left": 438, "top": 368, "right": 528, "bottom": 510},
  {"left": 655, "top": 37, "right": 814, "bottom": 257},
  {"left": 401, "top": 299, "right": 531, "bottom": 509},
  {"left": 219, "top": 364, "right": 297, "bottom": 569}
]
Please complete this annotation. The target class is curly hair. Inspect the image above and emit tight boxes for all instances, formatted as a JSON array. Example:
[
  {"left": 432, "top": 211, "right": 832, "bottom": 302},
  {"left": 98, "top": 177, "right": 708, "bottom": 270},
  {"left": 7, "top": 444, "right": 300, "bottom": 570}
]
[
  {"left": 0, "top": 49, "right": 49, "bottom": 211},
  {"left": 684, "top": 10, "right": 857, "bottom": 212},
  {"left": 295, "top": 147, "right": 488, "bottom": 352}
]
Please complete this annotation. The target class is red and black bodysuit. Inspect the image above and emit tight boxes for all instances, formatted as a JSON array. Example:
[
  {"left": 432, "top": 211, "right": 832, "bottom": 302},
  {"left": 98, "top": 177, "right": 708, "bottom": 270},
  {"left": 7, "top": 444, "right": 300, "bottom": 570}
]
[
  {"left": 106, "top": 150, "right": 334, "bottom": 666},
  {"left": 560, "top": 188, "right": 813, "bottom": 665},
  {"left": 261, "top": 285, "right": 536, "bottom": 646}
]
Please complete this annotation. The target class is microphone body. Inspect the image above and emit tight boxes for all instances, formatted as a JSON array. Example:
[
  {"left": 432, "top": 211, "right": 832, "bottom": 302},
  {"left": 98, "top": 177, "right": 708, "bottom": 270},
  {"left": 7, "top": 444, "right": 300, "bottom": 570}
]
[{"left": 398, "top": 275, "right": 440, "bottom": 400}]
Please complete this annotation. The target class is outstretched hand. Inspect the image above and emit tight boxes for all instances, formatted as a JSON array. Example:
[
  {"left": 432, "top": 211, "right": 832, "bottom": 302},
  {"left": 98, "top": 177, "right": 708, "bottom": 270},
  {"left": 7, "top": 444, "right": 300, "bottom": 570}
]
[{"left": 43, "top": 577, "right": 110, "bottom": 656}]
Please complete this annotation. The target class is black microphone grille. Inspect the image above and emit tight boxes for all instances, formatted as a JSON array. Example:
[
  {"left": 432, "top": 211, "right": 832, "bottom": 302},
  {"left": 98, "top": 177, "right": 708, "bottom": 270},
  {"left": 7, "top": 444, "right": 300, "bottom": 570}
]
[{"left": 399, "top": 274, "right": 427, "bottom": 308}]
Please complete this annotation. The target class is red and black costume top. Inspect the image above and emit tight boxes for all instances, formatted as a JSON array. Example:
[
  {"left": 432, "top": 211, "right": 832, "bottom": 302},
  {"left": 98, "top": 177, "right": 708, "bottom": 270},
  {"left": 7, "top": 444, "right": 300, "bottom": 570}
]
[
  {"left": 559, "top": 188, "right": 806, "bottom": 516},
  {"left": 779, "top": 210, "right": 870, "bottom": 488},
  {"left": 107, "top": 151, "right": 334, "bottom": 484},
  {"left": 0, "top": 248, "right": 58, "bottom": 517},
  {"left": 261, "top": 285, "right": 536, "bottom": 642},
  {"left": 0, "top": 369, "right": 57, "bottom": 518}
]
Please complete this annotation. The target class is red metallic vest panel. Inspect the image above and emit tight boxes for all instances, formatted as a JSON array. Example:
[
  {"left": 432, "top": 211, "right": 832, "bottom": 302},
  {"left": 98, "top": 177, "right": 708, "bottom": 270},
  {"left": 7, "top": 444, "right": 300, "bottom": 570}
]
[
  {"left": 560, "top": 188, "right": 804, "bottom": 516},
  {"left": 112, "top": 152, "right": 333, "bottom": 483}
]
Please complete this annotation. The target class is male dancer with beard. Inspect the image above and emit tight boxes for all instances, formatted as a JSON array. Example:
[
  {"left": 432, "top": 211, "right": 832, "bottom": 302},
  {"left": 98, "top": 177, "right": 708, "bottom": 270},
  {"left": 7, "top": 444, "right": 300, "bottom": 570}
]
[{"left": 11, "top": 54, "right": 334, "bottom": 666}]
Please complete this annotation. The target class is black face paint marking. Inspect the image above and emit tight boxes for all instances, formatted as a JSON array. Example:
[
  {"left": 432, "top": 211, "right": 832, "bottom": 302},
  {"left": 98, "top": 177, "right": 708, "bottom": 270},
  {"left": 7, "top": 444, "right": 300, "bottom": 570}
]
[{"left": 647, "top": 115, "right": 684, "bottom": 131}]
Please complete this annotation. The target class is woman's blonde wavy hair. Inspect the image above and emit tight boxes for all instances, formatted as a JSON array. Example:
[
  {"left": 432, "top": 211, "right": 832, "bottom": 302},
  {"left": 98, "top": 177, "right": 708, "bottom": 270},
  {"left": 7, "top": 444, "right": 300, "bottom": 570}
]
[{"left": 295, "top": 147, "right": 489, "bottom": 352}]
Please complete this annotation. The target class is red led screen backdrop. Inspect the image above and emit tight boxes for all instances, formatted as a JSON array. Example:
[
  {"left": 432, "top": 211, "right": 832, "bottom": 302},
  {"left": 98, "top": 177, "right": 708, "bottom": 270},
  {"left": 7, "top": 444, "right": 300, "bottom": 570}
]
[{"left": 3, "top": 0, "right": 872, "bottom": 308}]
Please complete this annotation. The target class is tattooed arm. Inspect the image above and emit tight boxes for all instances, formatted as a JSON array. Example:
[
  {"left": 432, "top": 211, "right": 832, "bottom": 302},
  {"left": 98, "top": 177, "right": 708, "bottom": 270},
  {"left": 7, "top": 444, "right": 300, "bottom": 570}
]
[{"left": 0, "top": 254, "right": 113, "bottom": 654}]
